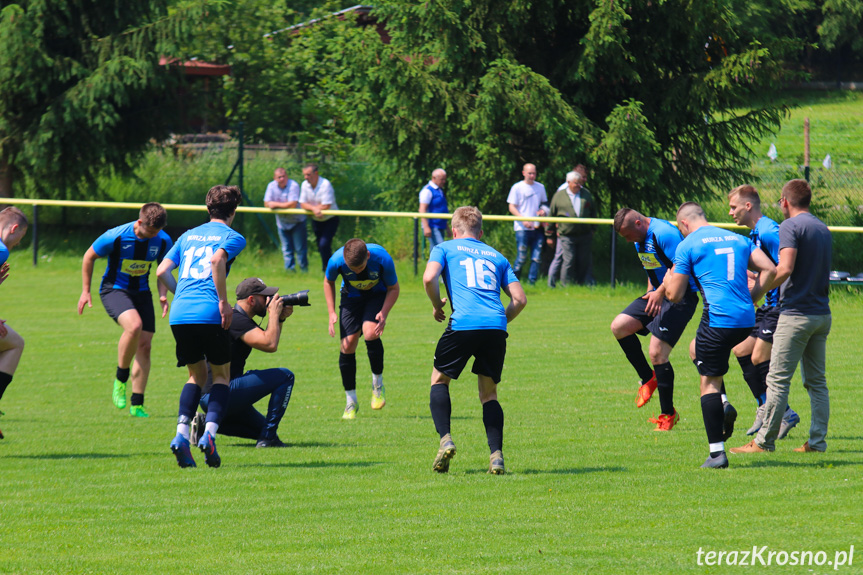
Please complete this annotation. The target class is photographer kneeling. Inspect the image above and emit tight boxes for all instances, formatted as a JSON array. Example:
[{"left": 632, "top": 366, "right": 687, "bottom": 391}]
[{"left": 191, "top": 277, "right": 296, "bottom": 448}]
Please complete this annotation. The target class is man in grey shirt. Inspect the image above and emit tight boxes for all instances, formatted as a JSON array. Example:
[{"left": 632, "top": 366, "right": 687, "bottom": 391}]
[{"left": 732, "top": 179, "right": 832, "bottom": 454}]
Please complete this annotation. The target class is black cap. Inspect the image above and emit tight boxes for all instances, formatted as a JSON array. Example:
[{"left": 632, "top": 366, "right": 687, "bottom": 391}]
[{"left": 236, "top": 278, "right": 278, "bottom": 300}]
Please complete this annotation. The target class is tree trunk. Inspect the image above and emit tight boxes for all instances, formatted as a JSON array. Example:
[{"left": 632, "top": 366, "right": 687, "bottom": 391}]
[{"left": 0, "top": 157, "right": 12, "bottom": 198}]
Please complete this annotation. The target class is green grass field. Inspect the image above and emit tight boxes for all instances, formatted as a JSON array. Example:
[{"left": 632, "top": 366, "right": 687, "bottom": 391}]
[{"left": 1, "top": 251, "right": 862, "bottom": 574}]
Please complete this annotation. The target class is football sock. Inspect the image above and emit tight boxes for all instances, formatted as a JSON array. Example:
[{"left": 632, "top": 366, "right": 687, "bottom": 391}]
[
  {"left": 0, "top": 372, "right": 12, "bottom": 402},
  {"left": 482, "top": 400, "right": 504, "bottom": 454},
  {"left": 372, "top": 373, "right": 383, "bottom": 390},
  {"left": 654, "top": 362, "right": 674, "bottom": 415},
  {"left": 339, "top": 352, "right": 357, "bottom": 391},
  {"left": 346, "top": 389, "right": 358, "bottom": 405},
  {"left": 178, "top": 383, "right": 202, "bottom": 421},
  {"left": 701, "top": 392, "right": 725, "bottom": 447},
  {"left": 429, "top": 384, "right": 451, "bottom": 438},
  {"left": 709, "top": 442, "right": 725, "bottom": 457},
  {"left": 204, "top": 421, "right": 219, "bottom": 436},
  {"left": 205, "top": 384, "right": 230, "bottom": 430},
  {"left": 130, "top": 393, "right": 144, "bottom": 406},
  {"left": 756, "top": 360, "right": 771, "bottom": 405},
  {"left": 616, "top": 334, "right": 653, "bottom": 384},
  {"left": 736, "top": 355, "right": 766, "bottom": 403},
  {"left": 366, "top": 338, "right": 384, "bottom": 375},
  {"left": 116, "top": 366, "right": 130, "bottom": 383},
  {"left": 176, "top": 414, "right": 191, "bottom": 440}
]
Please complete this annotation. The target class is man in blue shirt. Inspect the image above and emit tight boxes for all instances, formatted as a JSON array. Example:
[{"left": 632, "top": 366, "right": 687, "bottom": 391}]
[
  {"left": 664, "top": 202, "right": 776, "bottom": 469},
  {"left": 727, "top": 185, "right": 799, "bottom": 437},
  {"left": 157, "top": 185, "right": 246, "bottom": 468},
  {"left": 611, "top": 208, "right": 699, "bottom": 431},
  {"left": 0, "top": 207, "right": 28, "bottom": 440},
  {"left": 77, "top": 203, "right": 173, "bottom": 417},
  {"left": 324, "top": 239, "right": 399, "bottom": 419},
  {"left": 419, "top": 168, "right": 449, "bottom": 253},
  {"left": 423, "top": 206, "right": 527, "bottom": 475}
]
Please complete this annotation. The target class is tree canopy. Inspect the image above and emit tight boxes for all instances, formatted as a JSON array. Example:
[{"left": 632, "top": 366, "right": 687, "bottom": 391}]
[{"left": 0, "top": 0, "right": 210, "bottom": 198}]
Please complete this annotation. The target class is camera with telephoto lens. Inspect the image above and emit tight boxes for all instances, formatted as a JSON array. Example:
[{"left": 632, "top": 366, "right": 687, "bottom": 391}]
[{"left": 280, "top": 290, "right": 310, "bottom": 306}]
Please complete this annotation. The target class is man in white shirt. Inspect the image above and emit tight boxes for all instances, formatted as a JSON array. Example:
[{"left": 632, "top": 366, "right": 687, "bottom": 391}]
[
  {"left": 299, "top": 163, "right": 340, "bottom": 272},
  {"left": 506, "top": 163, "right": 548, "bottom": 285},
  {"left": 264, "top": 167, "right": 307, "bottom": 272}
]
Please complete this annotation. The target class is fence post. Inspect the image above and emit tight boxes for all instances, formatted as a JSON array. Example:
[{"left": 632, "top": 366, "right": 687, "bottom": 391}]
[
  {"left": 413, "top": 218, "right": 419, "bottom": 276},
  {"left": 804, "top": 117, "right": 810, "bottom": 182},
  {"left": 238, "top": 122, "right": 244, "bottom": 193},
  {"left": 32, "top": 204, "right": 38, "bottom": 267},
  {"left": 610, "top": 225, "right": 616, "bottom": 288}
]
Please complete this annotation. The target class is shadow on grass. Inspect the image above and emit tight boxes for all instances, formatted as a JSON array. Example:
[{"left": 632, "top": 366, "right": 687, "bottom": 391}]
[
  {"left": 739, "top": 459, "right": 860, "bottom": 469},
  {"left": 228, "top": 441, "right": 342, "bottom": 449},
  {"left": 462, "top": 466, "right": 627, "bottom": 475},
  {"left": 237, "top": 460, "right": 384, "bottom": 469},
  {"left": 4, "top": 453, "right": 132, "bottom": 460}
]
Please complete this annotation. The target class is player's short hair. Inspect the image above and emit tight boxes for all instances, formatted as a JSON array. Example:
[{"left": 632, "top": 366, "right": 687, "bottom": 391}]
[
  {"left": 728, "top": 184, "right": 761, "bottom": 208},
  {"left": 676, "top": 201, "right": 705, "bottom": 221},
  {"left": 343, "top": 238, "right": 369, "bottom": 268},
  {"left": 613, "top": 207, "right": 640, "bottom": 234},
  {"left": 452, "top": 206, "right": 482, "bottom": 237},
  {"left": 303, "top": 163, "right": 319, "bottom": 173},
  {"left": 206, "top": 185, "right": 242, "bottom": 221},
  {"left": 782, "top": 179, "right": 811, "bottom": 208},
  {"left": 0, "top": 207, "right": 28, "bottom": 230},
  {"left": 139, "top": 203, "right": 167, "bottom": 228}
]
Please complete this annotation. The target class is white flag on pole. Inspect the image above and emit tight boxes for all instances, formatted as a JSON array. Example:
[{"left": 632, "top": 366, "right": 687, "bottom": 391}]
[
  {"left": 822, "top": 154, "right": 832, "bottom": 169},
  {"left": 767, "top": 143, "right": 778, "bottom": 161}
]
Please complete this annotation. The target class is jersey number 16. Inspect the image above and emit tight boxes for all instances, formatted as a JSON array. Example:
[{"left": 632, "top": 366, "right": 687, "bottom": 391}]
[{"left": 459, "top": 257, "right": 497, "bottom": 290}]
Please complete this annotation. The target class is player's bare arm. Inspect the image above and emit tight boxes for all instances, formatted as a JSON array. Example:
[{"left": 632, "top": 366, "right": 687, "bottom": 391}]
[
  {"left": 662, "top": 271, "right": 690, "bottom": 303},
  {"left": 422, "top": 261, "right": 448, "bottom": 322},
  {"left": 374, "top": 283, "right": 400, "bottom": 337},
  {"left": 748, "top": 248, "right": 777, "bottom": 302},
  {"left": 502, "top": 282, "right": 527, "bottom": 323},
  {"left": 77, "top": 247, "right": 100, "bottom": 314},
  {"left": 323, "top": 277, "right": 339, "bottom": 337},
  {"left": 210, "top": 248, "right": 232, "bottom": 330}
]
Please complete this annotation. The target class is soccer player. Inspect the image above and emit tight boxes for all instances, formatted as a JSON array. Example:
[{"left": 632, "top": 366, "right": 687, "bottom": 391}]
[
  {"left": 189, "top": 277, "right": 296, "bottom": 449},
  {"left": 663, "top": 202, "right": 775, "bottom": 469},
  {"left": 732, "top": 179, "right": 833, "bottom": 454},
  {"left": 727, "top": 185, "right": 799, "bottom": 437},
  {"left": 0, "top": 207, "right": 28, "bottom": 439},
  {"left": 610, "top": 208, "right": 699, "bottom": 430},
  {"left": 157, "top": 185, "right": 246, "bottom": 468},
  {"left": 324, "top": 238, "right": 399, "bottom": 419},
  {"left": 77, "top": 203, "right": 173, "bottom": 417},
  {"left": 423, "top": 206, "right": 527, "bottom": 474}
]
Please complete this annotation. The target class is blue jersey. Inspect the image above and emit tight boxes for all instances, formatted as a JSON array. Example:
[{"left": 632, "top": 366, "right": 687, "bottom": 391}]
[
  {"left": 326, "top": 244, "right": 398, "bottom": 298},
  {"left": 430, "top": 237, "right": 518, "bottom": 331},
  {"left": 91, "top": 222, "right": 173, "bottom": 292},
  {"left": 750, "top": 216, "right": 780, "bottom": 307},
  {"left": 674, "top": 225, "right": 756, "bottom": 329},
  {"left": 0, "top": 238, "right": 8, "bottom": 266},
  {"left": 635, "top": 218, "right": 696, "bottom": 292},
  {"left": 165, "top": 221, "right": 246, "bottom": 325}
]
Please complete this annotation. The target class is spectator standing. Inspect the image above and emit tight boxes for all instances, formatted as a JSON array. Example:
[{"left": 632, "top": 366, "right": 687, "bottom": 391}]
[
  {"left": 506, "top": 163, "right": 548, "bottom": 285},
  {"left": 732, "top": 179, "right": 832, "bottom": 455},
  {"left": 264, "top": 168, "right": 307, "bottom": 272},
  {"left": 546, "top": 170, "right": 597, "bottom": 286},
  {"left": 419, "top": 168, "right": 449, "bottom": 253},
  {"left": 300, "top": 164, "right": 339, "bottom": 272}
]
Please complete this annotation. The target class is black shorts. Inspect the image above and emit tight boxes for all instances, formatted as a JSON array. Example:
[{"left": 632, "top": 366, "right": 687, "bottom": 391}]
[
  {"left": 171, "top": 324, "right": 232, "bottom": 367},
  {"left": 434, "top": 327, "right": 508, "bottom": 384},
  {"left": 621, "top": 290, "right": 698, "bottom": 347},
  {"left": 100, "top": 288, "right": 156, "bottom": 333},
  {"left": 339, "top": 292, "right": 386, "bottom": 339},
  {"left": 694, "top": 324, "right": 752, "bottom": 377},
  {"left": 751, "top": 305, "right": 780, "bottom": 343}
]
